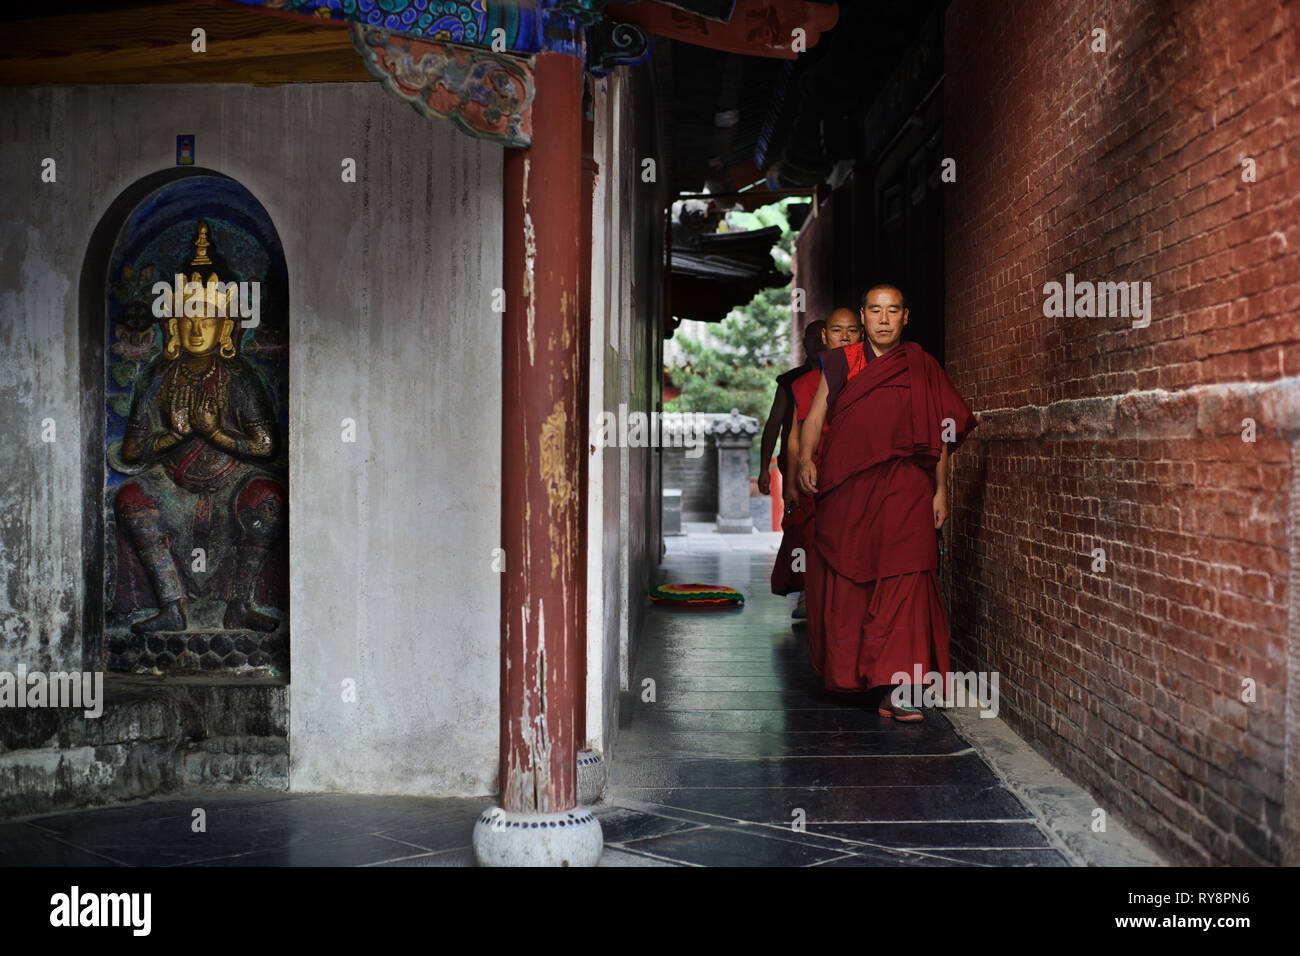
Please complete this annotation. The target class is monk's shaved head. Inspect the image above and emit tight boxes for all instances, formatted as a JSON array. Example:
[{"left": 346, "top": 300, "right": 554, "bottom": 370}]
[
  {"left": 861, "top": 282, "right": 907, "bottom": 310},
  {"left": 802, "top": 320, "right": 827, "bottom": 358}
]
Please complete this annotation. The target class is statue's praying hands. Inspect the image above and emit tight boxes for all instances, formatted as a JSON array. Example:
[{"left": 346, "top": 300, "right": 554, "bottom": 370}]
[
  {"left": 167, "top": 385, "right": 193, "bottom": 436},
  {"left": 192, "top": 392, "right": 221, "bottom": 437}
]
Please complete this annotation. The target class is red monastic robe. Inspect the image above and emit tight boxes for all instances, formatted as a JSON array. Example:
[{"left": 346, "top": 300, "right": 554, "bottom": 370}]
[
  {"left": 770, "top": 364, "right": 812, "bottom": 595},
  {"left": 771, "top": 366, "right": 824, "bottom": 596},
  {"left": 807, "top": 340, "right": 977, "bottom": 693}
]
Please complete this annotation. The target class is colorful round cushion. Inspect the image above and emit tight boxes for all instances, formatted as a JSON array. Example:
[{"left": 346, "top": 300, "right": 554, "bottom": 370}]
[{"left": 649, "top": 583, "right": 744, "bottom": 607}]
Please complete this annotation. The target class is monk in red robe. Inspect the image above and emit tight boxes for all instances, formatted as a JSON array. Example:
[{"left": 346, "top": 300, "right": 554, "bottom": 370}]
[
  {"left": 796, "top": 285, "right": 977, "bottom": 720},
  {"left": 768, "top": 321, "right": 826, "bottom": 605},
  {"left": 778, "top": 309, "right": 861, "bottom": 625}
]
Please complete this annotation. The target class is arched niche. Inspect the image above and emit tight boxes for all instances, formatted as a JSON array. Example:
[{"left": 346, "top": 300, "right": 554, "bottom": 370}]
[{"left": 82, "top": 169, "right": 289, "bottom": 676}]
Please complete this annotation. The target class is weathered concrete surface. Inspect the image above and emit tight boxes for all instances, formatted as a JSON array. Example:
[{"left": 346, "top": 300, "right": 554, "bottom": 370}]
[
  {"left": 946, "top": 706, "right": 1168, "bottom": 866},
  {"left": 0, "top": 82, "right": 502, "bottom": 797},
  {"left": 0, "top": 675, "right": 286, "bottom": 819},
  {"left": 283, "top": 84, "right": 502, "bottom": 797}
]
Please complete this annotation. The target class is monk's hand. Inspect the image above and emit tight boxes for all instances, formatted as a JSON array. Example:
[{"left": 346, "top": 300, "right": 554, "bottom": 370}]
[
  {"left": 933, "top": 489, "right": 949, "bottom": 529},
  {"left": 797, "top": 458, "right": 818, "bottom": 495},
  {"left": 757, "top": 470, "right": 771, "bottom": 496},
  {"left": 782, "top": 481, "right": 799, "bottom": 512}
]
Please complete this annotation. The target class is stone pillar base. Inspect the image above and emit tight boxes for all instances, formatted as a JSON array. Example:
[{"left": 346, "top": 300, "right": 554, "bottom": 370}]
[
  {"left": 472, "top": 807, "right": 603, "bottom": 867},
  {"left": 715, "top": 515, "right": 754, "bottom": 534},
  {"left": 577, "top": 749, "right": 606, "bottom": 804}
]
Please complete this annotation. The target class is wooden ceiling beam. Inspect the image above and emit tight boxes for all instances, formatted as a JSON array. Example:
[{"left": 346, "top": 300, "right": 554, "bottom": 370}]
[{"left": 0, "top": 1, "right": 374, "bottom": 85}]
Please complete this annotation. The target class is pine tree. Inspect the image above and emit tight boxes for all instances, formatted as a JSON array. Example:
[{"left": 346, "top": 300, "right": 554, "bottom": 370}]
[{"left": 666, "top": 200, "right": 797, "bottom": 473}]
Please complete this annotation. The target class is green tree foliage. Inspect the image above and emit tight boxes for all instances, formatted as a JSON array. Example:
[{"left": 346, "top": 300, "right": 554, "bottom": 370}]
[{"left": 665, "top": 200, "right": 798, "bottom": 474}]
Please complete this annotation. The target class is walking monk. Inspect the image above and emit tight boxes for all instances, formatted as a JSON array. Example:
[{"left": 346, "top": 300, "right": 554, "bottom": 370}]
[
  {"left": 766, "top": 320, "right": 825, "bottom": 606},
  {"left": 758, "top": 320, "right": 826, "bottom": 504},
  {"left": 796, "top": 284, "right": 977, "bottom": 720},
  {"left": 777, "top": 309, "right": 861, "bottom": 619}
]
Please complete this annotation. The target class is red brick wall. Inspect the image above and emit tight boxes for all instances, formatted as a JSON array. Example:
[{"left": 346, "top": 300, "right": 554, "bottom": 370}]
[{"left": 944, "top": 0, "right": 1299, "bottom": 864}]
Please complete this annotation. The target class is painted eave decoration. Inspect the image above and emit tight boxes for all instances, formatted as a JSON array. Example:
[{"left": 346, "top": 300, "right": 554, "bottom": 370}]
[
  {"left": 350, "top": 25, "right": 537, "bottom": 146},
  {"left": 229, "top": 0, "right": 548, "bottom": 52},
  {"left": 223, "top": 0, "right": 836, "bottom": 146}
]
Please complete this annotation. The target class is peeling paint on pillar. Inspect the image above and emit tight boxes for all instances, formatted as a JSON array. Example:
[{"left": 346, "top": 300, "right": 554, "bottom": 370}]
[
  {"left": 522, "top": 157, "right": 537, "bottom": 369},
  {"left": 541, "top": 401, "right": 573, "bottom": 578}
]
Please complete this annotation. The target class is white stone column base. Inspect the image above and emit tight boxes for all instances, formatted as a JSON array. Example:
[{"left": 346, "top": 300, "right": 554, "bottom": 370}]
[
  {"left": 472, "top": 806, "right": 603, "bottom": 867},
  {"left": 715, "top": 514, "right": 754, "bottom": 534},
  {"left": 577, "top": 749, "right": 606, "bottom": 804}
]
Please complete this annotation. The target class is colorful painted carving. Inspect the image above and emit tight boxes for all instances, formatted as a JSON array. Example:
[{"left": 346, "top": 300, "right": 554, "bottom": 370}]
[
  {"left": 351, "top": 25, "right": 536, "bottom": 147},
  {"left": 245, "top": 0, "right": 541, "bottom": 51}
]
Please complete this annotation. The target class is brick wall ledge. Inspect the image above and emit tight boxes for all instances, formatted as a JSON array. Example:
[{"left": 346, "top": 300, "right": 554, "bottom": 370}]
[{"left": 967, "top": 377, "right": 1300, "bottom": 441}]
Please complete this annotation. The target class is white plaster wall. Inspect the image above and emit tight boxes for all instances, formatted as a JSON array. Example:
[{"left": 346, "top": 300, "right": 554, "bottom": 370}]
[
  {"left": 0, "top": 83, "right": 501, "bottom": 796},
  {"left": 0, "top": 87, "right": 80, "bottom": 673}
]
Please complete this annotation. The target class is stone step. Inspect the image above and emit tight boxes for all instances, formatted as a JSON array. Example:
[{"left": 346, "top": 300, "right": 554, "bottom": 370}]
[{"left": 0, "top": 674, "right": 287, "bottom": 820}]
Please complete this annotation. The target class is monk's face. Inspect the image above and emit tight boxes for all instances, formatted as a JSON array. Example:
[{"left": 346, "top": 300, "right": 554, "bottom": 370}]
[
  {"left": 860, "top": 288, "right": 908, "bottom": 352},
  {"left": 822, "top": 311, "right": 862, "bottom": 350},
  {"left": 802, "top": 323, "right": 826, "bottom": 357}
]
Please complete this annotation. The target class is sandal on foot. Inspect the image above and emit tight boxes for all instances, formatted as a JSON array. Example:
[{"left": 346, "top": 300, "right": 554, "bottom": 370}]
[
  {"left": 878, "top": 701, "right": 924, "bottom": 722},
  {"left": 791, "top": 593, "right": 807, "bottom": 619}
]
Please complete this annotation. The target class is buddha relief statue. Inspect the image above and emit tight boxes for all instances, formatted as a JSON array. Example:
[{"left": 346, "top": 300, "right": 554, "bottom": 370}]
[{"left": 114, "top": 221, "right": 285, "bottom": 634}]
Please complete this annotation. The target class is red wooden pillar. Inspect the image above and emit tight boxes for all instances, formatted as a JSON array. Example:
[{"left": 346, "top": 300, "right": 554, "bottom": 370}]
[{"left": 499, "top": 44, "right": 585, "bottom": 815}]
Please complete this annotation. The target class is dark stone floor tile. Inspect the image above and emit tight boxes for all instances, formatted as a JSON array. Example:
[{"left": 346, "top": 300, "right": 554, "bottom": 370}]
[
  {"left": 621, "top": 826, "right": 844, "bottom": 867},
  {"left": 807, "top": 821, "right": 1053, "bottom": 849},
  {"left": 192, "top": 833, "right": 430, "bottom": 867},
  {"left": 644, "top": 661, "right": 821, "bottom": 678},
  {"left": 592, "top": 807, "right": 703, "bottom": 844},
  {"left": 637, "top": 647, "right": 813, "bottom": 664},
  {"left": 372, "top": 847, "right": 476, "bottom": 867},
  {"left": 818, "top": 848, "right": 979, "bottom": 867},
  {"left": 623, "top": 708, "right": 949, "bottom": 733},
  {"left": 615, "top": 786, "right": 1033, "bottom": 823},
  {"left": 923, "top": 848, "right": 1072, "bottom": 866},
  {"left": 26, "top": 807, "right": 380, "bottom": 866},
  {"left": 633, "top": 691, "right": 891, "bottom": 712},
  {"left": 609, "top": 754, "right": 999, "bottom": 789},
  {"left": 635, "top": 674, "right": 830, "bottom": 693},
  {"left": 16, "top": 793, "right": 282, "bottom": 833},
  {"left": 597, "top": 847, "right": 684, "bottom": 866},
  {"left": 373, "top": 815, "right": 483, "bottom": 852},
  {"left": 0, "top": 824, "right": 128, "bottom": 866},
  {"left": 212, "top": 794, "right": 493, "bottom": 834},
  {"left": 614, "top": 730, "right": 971, "bottom": 758}
]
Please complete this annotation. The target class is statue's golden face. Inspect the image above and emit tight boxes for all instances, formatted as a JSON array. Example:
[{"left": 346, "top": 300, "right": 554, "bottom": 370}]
[{"left": 172, "top": 315, "right": 230, "bottom": 355}]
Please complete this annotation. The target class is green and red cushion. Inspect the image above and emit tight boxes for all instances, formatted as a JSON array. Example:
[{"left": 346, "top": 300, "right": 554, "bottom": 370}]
[{"left": 649, "top": 583, "right": 744, "bottom": 607}]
